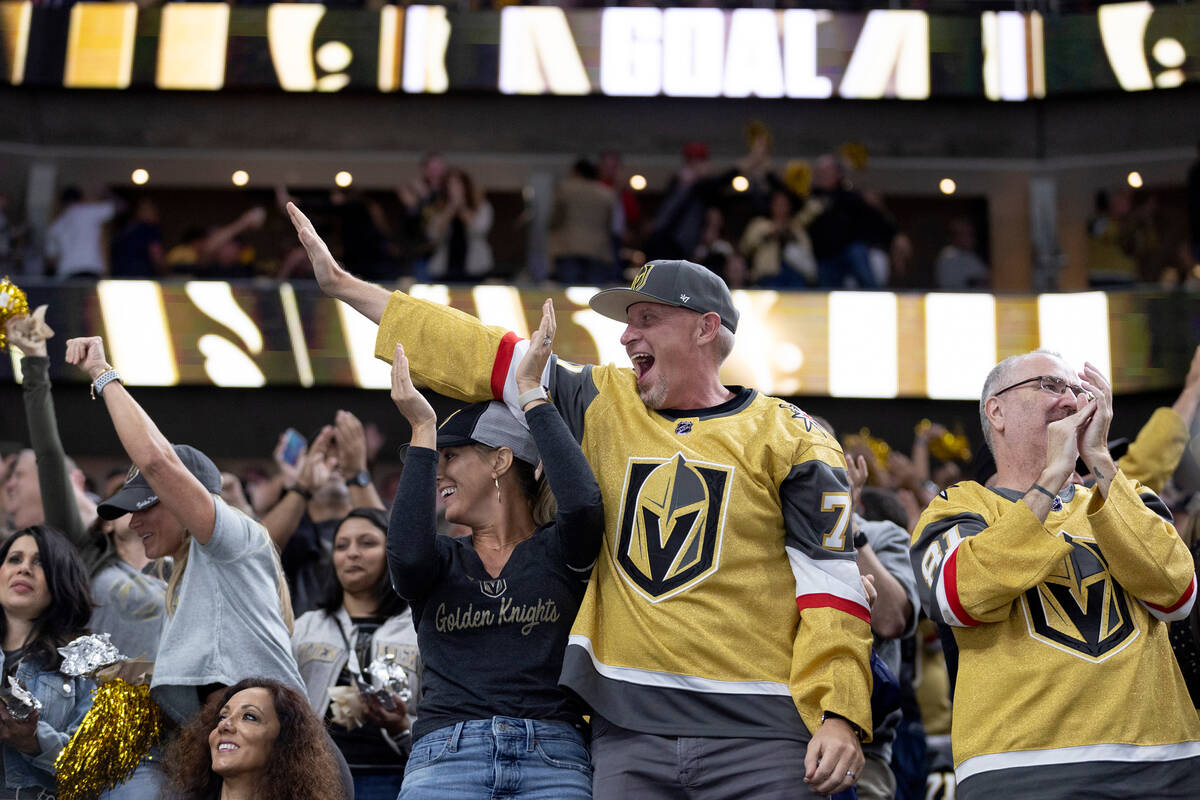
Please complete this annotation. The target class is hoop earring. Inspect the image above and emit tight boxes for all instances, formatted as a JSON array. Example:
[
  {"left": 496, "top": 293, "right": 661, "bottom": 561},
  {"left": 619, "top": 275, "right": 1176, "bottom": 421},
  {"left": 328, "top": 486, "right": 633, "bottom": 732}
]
[{"left": 494, "top": 476, "right": 501, "bottom": 504}]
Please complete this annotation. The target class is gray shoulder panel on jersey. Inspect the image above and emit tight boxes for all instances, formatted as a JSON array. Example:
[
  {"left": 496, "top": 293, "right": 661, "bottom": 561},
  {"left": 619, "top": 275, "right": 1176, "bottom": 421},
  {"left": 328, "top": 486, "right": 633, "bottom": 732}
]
[
  {"left": 781, "top": 459, "right": 855, "bottom": 562},
  {"left": 910, "top": 511, "right": 989, "bottom": 622},
  {"left": 547, "top": 357, "right": 599, "bottom": 445}
]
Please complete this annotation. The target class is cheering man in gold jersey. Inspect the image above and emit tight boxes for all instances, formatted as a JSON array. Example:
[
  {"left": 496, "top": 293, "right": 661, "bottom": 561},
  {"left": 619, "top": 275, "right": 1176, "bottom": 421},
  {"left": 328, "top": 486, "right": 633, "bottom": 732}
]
[
  {"left": 290, "top": 203, "right": 872, "bottom": 798},
  {"left": 911, "top": 350, "right": 1200, "bottom": 798}
]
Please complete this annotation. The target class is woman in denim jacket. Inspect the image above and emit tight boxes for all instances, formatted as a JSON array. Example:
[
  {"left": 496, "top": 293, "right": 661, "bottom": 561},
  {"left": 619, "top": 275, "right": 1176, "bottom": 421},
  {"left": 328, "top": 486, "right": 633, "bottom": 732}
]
[{"left": 0, "top": 525, "right": 94, "bottom": 797}]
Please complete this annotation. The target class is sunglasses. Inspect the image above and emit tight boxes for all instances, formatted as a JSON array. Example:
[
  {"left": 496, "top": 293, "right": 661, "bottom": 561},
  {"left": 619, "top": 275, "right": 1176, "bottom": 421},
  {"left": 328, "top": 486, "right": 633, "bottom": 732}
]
[{"left": 993, "top": 374, "right": 1087, "bottom": 399}]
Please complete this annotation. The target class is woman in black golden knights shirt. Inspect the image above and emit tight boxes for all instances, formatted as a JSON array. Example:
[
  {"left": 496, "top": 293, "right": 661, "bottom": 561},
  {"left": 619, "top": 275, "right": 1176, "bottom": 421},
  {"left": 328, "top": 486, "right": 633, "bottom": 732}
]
[{"left": 386, "top": 299, "right": 603, "bottom": 800}]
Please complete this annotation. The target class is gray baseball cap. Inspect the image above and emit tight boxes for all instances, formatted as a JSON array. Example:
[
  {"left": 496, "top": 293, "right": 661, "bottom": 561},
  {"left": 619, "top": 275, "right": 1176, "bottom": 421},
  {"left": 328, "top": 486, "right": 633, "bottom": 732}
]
[
  {"left": 589, "top": 259, "right": 739, "bottom": 333},
  {"left": 436, "top": 401, "right": 539, "bottom": 467},
  {"left": 98, "top": 444, "right": 222, "bottom": 520}
]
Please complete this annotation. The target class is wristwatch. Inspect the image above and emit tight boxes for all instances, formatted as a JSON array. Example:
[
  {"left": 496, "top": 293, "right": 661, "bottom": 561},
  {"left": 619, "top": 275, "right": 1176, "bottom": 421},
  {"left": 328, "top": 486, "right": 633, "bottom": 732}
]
[
  {"left": 822, "top": 711, "right": 866, "bottom": 741},
  {"left": 345, "top": 470, "right": 371, "bottom": 488},
  {"left": 517, "top": 385, "right": 549, "bottom": 409}
]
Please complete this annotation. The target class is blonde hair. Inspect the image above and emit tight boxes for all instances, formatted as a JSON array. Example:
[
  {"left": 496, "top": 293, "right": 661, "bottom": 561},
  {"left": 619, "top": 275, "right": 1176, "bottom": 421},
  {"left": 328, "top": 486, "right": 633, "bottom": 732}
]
[{"left": 163, "top": 509, "right": 295, "bottom": 635}]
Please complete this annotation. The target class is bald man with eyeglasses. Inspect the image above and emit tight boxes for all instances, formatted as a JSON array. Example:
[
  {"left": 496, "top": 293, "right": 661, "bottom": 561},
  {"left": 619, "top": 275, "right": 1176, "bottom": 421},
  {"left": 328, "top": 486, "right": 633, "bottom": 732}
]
[{"left": 910, "top": 348, "right": 1200, "bottom": 799}]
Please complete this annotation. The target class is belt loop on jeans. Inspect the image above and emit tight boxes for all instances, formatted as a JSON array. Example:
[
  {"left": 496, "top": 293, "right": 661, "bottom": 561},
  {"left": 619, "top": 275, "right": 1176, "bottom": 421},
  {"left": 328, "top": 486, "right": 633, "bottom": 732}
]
[
  {"left": 524, "top": 718, "right": 535, "bottom": 752},
  {"left": 448, "top": 721, "right": 465, "bottom": 753}
]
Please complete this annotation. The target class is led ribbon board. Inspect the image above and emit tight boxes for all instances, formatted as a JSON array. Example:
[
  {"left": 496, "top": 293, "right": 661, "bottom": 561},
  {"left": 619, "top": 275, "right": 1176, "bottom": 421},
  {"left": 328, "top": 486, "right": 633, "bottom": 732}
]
[
  {"left": 1, "top": 2, "right": 1197, "bottom": 99},
  {"left": 1, "top": 283, "right": 1189, "bottom": 399}
]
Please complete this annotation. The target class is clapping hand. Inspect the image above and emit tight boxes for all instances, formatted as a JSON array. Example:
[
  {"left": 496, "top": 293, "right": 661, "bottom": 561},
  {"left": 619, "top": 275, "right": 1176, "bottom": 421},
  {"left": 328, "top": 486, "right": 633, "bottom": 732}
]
[
  {"left": 515, "top": 299, "right": 555, "bottom": 400},
  {"left": 334, "top": 410, "right": 368, "bottom": 480},
  {"left": 390, "top": 344, "right": 437, "bottom": 448},
  {"left": 1076, "top": 362, "right": 1116, "bottom": 480},
  {"left": 297, "top": 426, "right": 337, "bottom": 494}
]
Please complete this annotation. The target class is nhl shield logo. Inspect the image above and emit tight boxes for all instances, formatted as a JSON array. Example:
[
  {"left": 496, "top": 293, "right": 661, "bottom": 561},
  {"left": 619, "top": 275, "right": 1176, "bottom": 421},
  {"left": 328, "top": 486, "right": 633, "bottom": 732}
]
[
  {"left": 1021, "top": 532, "right": 1138, "bottom": 662},
  {"left": 613, "top": 453, "right": 733, "bottom": 603}
]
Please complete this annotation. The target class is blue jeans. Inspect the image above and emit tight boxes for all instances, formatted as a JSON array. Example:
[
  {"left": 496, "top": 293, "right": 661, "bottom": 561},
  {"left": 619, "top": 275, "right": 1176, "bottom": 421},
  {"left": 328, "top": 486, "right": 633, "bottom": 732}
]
[
  {"left": 99, "top": 749, "right": 165, "bottom": 800},
  {"left": 400, "top": 717, "right": 592, "bottom": 800}
]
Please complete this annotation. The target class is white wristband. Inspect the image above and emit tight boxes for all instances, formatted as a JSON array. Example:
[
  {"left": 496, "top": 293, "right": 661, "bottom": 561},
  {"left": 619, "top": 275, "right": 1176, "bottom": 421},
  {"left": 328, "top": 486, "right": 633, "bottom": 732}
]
[
  {"left": 91, "top": 368, "right": 122, "bottom": 400},
  {"left": 517, "top": 386, "right": 549, "bottom": 409}
]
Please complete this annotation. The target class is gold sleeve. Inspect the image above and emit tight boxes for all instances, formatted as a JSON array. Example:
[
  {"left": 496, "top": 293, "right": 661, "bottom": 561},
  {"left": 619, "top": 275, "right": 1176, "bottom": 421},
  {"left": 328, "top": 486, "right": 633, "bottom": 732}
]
[
  {"left": 373, "top": 290, "right": 510, "bottom": 402},
  {"left": 1117, "top": 407, "right": 1189, "bottom": 494}
]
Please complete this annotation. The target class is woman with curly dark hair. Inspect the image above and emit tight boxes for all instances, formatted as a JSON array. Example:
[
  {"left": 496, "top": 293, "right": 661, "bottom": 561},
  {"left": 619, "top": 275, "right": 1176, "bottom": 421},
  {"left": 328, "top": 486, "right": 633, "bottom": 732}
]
[
  {"left": 165, "top": 677, "right": 347, "bottom": 800},
  {"left": 0, "top": 524, "right": 94, "bottom": 794}
]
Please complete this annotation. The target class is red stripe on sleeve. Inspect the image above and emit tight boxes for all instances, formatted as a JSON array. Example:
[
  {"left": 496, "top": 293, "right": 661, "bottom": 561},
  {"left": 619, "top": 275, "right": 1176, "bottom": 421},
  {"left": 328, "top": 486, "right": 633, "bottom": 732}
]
[
  {"left": 943, "top": 547, "right": 981, "bottom": 626},
  {"left": 1146, "top": 576, "right": 1196, "bottom": 614},
  {"left": 490, "top": 332, "right": 521, "bottom": 400},
  {"left": 796, "top": 593, "right": 871, "bottom": 624}
]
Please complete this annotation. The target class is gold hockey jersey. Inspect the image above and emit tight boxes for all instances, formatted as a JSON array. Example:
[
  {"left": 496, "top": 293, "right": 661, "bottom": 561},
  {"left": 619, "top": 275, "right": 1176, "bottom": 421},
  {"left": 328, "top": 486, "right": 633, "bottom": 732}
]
[
  {"left": 374, "top": 290, "right": 873, "bottom": 740},
  {"left": 910, "top": 475, "right": 1200, "bottom": 794}
]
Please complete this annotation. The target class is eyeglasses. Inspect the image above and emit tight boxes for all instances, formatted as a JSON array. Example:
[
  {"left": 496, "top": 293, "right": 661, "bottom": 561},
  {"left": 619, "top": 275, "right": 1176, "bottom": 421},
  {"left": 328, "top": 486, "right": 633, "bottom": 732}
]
[{"left": 993, "top": 374, "right": 1086, "bottom": 399}]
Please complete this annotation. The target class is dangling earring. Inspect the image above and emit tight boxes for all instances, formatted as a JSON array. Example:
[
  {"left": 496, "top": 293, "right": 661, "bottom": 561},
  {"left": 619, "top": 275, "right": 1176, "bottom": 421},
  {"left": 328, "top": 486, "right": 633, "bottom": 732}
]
[{"left": 494, "top": 476, "right": 502, "bottom": 504}]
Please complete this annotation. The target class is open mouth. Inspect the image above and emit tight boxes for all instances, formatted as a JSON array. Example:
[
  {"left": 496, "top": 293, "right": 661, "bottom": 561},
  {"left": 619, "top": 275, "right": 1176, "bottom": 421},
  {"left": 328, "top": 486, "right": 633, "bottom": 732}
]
[
  {"left": 631, "top": 353, "right": 654, "bottom": 381},
  {"left": 217, "top": 742, "right": 239, "bottom": 752},
  {"left": 440, "top": 487, "right": 456, "bottom": 500}
]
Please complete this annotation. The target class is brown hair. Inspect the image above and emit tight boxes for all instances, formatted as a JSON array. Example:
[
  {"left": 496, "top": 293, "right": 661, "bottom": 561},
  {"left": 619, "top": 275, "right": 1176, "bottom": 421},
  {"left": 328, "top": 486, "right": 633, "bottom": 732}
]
[{"left": 165, "top": 678, "right": 345, "bottom": 800}]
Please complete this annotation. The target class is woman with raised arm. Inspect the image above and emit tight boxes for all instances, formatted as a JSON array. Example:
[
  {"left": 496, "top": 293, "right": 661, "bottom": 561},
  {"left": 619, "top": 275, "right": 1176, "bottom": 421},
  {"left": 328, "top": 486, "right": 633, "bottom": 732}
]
[
  {"left": 387, "top": 299, "right": 603, "bottom": 800},
  {"left": 66, "top": 336, "right": 302, "bottom": 726}
]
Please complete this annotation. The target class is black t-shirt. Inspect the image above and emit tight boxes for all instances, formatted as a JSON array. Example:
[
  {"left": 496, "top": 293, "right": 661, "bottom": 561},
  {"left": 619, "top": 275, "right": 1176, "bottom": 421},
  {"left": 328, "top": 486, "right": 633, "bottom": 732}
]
[{"left": 388, "top": 403, "right": 605, "bottom": 742}]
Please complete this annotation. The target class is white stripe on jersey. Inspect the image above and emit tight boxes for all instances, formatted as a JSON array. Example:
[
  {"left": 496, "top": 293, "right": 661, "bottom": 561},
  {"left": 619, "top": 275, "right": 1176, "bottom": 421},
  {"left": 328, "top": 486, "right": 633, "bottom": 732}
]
[
  {"left": 566, "top": 635, "right": 791, "bottom": 696},
  {"left": 785, "top": 546, "right": 870, "bottom": 615},
  {"left": 934, "top": 536, "right": 969, "bottom": 627},
  {"left": 956, "top": 740, "right": 1200, "bottom": 784},
  {"left": 1138, "top": 573, "right": 1197, "bottom": 622},
  {"left": 497, "top": 338, "right": 556, "bottom": 428}
]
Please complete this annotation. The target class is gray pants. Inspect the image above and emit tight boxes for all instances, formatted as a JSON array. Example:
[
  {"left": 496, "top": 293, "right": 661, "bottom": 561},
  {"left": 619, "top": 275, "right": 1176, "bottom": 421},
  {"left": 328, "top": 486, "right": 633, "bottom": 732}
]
[{"left": 590, "top": 716, "right": 828, "bottom": 800}]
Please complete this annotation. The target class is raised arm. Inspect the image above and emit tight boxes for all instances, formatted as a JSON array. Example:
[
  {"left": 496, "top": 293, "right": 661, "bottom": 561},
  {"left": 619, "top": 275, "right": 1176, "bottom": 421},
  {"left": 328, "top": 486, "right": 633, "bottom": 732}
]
[
  {"left": 385, "top": 344, "right": 441, "bottom": 601},
  {"left": 516, "top": 300, "right": 603, "bottom": 570},
  {"left": 7, "top": 312, "right": 86, "bottom": 547},
  {"left": 288, "top": 201, "right": 390, "bottom": 324},
  {"left": 261, "top": 426, "right": 336, "bottom": 550},
  {"left": 333, "top": 410, "right": 385, "bottom": 511},
  {"left": 65, "top": 337, "right": 216, "bottom": 544}
]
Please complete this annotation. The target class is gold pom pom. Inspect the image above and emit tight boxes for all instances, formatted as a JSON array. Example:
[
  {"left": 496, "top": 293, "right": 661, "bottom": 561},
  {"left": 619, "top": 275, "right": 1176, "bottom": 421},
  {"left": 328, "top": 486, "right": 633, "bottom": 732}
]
[
  {"left": 55, "top": 680, "right": 164, "bottom": 800},
  {"left": 0, "top": 276, "right": 31, "bottom": 352}
]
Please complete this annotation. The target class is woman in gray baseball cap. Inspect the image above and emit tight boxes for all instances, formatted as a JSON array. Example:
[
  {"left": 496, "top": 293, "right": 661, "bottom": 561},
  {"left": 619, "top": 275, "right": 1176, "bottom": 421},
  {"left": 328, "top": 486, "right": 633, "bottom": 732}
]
[
  {"left": 387, "top": 299, "right": 603, "bottom": 800},
  {"left": 65, "top": 336, "right": 348, "bottom": 798}
]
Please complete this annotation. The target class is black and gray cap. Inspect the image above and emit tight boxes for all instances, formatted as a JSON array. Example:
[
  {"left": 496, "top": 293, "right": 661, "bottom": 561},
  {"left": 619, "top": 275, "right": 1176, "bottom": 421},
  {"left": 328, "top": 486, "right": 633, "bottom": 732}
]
[
  {"left": 589, "top": 259, "right": 739, "bottom": 333},
  {"left": 436, "top": 401, "right": 539, "bottom": 467},
  {"left": 97, "top": 444, "right": 222, "bottom": 520}
]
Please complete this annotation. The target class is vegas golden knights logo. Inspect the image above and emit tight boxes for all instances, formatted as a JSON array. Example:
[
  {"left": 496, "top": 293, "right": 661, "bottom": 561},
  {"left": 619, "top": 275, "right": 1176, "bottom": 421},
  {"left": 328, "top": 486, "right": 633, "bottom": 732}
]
[
  {"left": 631, "top": 264, "right": 654, "bottom": 291},
  {"left": 1022, "top": 533, "right": 1138, "bottom": 662},
  {"left": 614, "top": 453, "right": 733, "bottom": 603}
]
